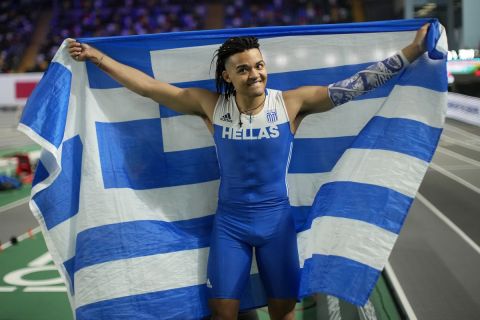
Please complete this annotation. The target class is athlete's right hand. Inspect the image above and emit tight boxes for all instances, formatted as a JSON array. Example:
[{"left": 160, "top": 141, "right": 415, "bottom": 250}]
[{"left": 67, "top": 38, "right": 92, "bottom": 62}]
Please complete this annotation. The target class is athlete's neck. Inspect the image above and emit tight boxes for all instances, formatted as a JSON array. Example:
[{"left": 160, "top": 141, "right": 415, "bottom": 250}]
[{"left": 235, "top": 93, "right": 266, "bottom": 115}]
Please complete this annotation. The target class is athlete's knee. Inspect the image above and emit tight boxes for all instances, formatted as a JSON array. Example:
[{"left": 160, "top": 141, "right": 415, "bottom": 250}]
[
  {"left": 267, "top": 298, "right": 296, "bottom": 320},
  {"left": 209, "top": 298, "right": 240, "bottom": 320}
]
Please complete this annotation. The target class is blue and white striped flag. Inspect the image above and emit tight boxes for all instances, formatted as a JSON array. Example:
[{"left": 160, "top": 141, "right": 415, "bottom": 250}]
[{"left": 18, "top": 19, "right": 447, "bottom": 319}]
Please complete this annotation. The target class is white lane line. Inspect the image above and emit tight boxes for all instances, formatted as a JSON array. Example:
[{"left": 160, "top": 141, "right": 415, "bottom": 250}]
[
  {"left": 436, "top": 146, "right": 480, "bottom": 169},
  {"left": 417, "top": 193, "right": 480, "bottom": 255},
  {"left": 384, "top": 263, "right": 417, "bottom": 320},
  {"left": 429, "top": 163, "right": 480, "bottom": 195},
  {"left": 0, "top": 287, "right": 17, "bottom": 292},
  {"left": 444, "top": 123, "right": 480, "bottom": 141},
  {"left": 0, "top": 197, "right": 29, "bottom": 215},
  {"left": 23, "top": 286, "right": 67, "bottom": 292},
  {"left": 0, "top": 226, "right": 41, "bottom": 251},
  {"left": 358, "top": 300, "right": 377, "bottom": 320},
  {"left": 441, "top": 135, "right": 480, "bottom": 153},
  {"left": 327, "top": 295, "right": 342, "bottom": 320}
]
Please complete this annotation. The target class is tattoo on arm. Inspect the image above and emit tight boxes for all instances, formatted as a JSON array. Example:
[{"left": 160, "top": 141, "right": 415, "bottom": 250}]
[{"left": 327, "top": 53, "right": 408, "bottom": 106}]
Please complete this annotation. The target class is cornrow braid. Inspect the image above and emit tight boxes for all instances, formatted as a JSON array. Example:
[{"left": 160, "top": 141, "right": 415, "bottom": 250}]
[{"left": 211, "top": 36, "right": 260, "bottom": 100}]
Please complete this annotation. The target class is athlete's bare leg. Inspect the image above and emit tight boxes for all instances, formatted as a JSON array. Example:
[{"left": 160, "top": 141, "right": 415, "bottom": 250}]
[
  {"left": 209, "top": 298, "right": 240, "bottom": 320},
  {"left": 267, "top": 298, "right": 296, "bottom": 320}
]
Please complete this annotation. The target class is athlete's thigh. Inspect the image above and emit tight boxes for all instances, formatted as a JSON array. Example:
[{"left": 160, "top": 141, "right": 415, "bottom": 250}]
[
  {"left": 207, "top": 212, "right": 253, "bottom": 299},
  {"left": 255, "top": 210, "right": 300, "bottom": 299}
]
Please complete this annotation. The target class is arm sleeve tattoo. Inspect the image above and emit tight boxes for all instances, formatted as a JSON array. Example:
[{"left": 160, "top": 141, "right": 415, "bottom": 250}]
[{"left": 327, "top": 51, "right": 409, "bottom": 106}]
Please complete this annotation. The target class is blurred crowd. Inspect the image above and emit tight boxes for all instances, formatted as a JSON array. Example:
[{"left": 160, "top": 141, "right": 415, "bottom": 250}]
[
  {"left": 1, "top": 0, "right": 352, "bottom": 73},
  {"left": 33, "top": 0, "right": 207, "bottom": 72},
  {"left": 0, "top": 1, "right": 41, "bottom": 73},
  {"left": 225, "top": 0, "right": 351, "bottom": 28}
]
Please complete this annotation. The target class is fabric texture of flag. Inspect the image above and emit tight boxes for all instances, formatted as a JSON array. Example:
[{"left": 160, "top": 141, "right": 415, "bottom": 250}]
[{"left": 18, "top": 18, "right": 447, "bottom": 319}]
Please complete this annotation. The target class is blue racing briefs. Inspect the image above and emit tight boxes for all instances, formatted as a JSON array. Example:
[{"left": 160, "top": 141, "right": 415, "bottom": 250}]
[{"left": 207, "top": 202, "right": 300, "bottom": 299}]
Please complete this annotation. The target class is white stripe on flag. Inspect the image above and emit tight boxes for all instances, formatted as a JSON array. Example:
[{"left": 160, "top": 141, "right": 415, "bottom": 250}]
[
  {"left": 288, "top": 148, "right": 428, "bottom": 207},
  {"left": 288, "top": 173, "right": 329, "bottom": 207},
  {"left": 161, "top": 115, "right": 214, "bottom": 152},
  {"left": 331, "top": 148, "right": 428, "bottom": 198},
  {"left": 90, "top": 88, "right": 160, "bottom": 122},
  {"left": 297, "top": 216, "right": 397, "bottom": 270},
  {"left": 297, "top": 86, "right": 445, "bottom": 139},
  {"left": 151, "top": 31, "right": 414, "bottom": 83},
  {"left": 75, "top": 247, "right": 261, "bottom": 308}
]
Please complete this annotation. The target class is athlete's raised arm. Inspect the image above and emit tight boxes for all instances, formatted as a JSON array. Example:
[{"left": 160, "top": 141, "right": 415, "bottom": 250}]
[
  {"left": 67, "top": 39, "right": 218, "bottom": 120},
  {"left": 283, "top": 23, "right": 430, "bottom": 130}
]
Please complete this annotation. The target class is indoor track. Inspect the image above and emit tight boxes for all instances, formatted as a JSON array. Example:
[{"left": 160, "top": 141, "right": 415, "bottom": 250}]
[{"left": 389, "top": 119, "right": 480, "bottom": 319}]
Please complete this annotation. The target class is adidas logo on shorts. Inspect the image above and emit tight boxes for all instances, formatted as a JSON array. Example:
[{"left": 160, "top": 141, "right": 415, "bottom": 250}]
[
  {"left": 220, "top": 113, "right": 233, "bottom": 123},
  {"left": 206, "top": 278, "right": 212, "bottom": 288}
]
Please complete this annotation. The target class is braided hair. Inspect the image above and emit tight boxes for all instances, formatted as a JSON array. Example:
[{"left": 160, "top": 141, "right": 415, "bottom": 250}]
[{"left": 212, "top": 36, "right": 260, "bottom": 100}]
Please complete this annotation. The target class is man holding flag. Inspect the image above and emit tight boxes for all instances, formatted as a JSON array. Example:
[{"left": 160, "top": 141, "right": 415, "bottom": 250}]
[{"left": 64, "top": 23, "right": 429, "bottom": 320}]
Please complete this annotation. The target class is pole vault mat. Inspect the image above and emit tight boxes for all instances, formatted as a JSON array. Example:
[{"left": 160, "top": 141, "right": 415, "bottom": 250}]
[{"left": 0, "top": 231, "right": 403, "bottom": 320}]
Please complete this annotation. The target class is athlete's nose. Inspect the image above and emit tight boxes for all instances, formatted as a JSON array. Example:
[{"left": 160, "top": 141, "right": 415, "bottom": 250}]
[{"left": 249, "top": 68, "right": 259, "bottom": 79}]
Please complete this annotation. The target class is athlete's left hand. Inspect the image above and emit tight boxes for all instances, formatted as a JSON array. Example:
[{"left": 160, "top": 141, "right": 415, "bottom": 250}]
[{"left": 402, "top": 23, "right": 430, "bottom": 62}]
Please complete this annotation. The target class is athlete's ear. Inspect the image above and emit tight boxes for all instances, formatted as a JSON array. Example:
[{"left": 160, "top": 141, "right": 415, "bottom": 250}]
[{"left": 222, "top": 70, "right": 231, "bottom": 83}]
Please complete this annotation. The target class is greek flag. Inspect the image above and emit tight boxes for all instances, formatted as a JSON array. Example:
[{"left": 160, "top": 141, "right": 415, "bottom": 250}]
[{"left": 18, "top": 19, "right": 447, "bottom": 319}]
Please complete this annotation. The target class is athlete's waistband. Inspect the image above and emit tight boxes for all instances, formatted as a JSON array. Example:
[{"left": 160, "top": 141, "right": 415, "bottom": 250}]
[{"left": 217, "top": 198, "right": 290, "bottom": 214}]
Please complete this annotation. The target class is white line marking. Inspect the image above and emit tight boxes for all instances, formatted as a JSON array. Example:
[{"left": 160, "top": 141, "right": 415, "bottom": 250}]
[
  {"left": 0, "top": 197, "right": 29, "bottom": 214},
  {"left": 0, "top": 286, "right": 17, "bottom": 292},
  {"left": 358, "top": 300, "right": 377, "bottom": 320},
  {"left": 436, "top": 146, "right": 480, "bottom": 169},
  {"left": 417, "top": 193, "right": 480, "bottom": 255},
  {"left": 327, "top": 295, "right": 342, "bottom": 320},
  {"left": 429, "top": 163, "right": 480, "bottom": 195},
  {"left": 23, "top": 286, "right": 67, "bottom": 292},
  {"left": 0, "top": 226, "right": 41, "bottom": 251},
  {"left": 444, "top": 123, "right": 480, "bottom": 141},
  {"left": 441, "top": 135, "right": 480, "bottom": 153},
  {"left": 384, "top": 263, "right": 417, "bottom": 320}
]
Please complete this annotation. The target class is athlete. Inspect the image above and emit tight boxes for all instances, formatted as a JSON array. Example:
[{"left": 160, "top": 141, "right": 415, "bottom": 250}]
[{"left": 68, "top": 23, "right": 429, "bottom": 320}]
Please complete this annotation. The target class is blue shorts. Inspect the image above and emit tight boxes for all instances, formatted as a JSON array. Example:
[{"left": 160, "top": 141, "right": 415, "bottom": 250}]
[{"left": 206, "top": 201, "right": 300, "bottom": 299}]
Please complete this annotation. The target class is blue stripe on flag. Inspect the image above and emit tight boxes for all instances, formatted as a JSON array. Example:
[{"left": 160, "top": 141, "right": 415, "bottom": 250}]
[
  {"left": 352, "top": 116, "right": 443, "bottom": 163},
  {"left": 85, "top": 43, "right": 154, "bottom": 89},
  {"left": 299, "top": 254, "right": 380, "bottom": 306},
  {"left": 32, "top": 160, "right": 48, "bottom": 187},
  {"left": 63, "top": 258, "right": 75, "bottom": 293},
  {"left": 290, "top": 206, "right": 312, "bottom": 232},
  {"left": 80, "top": 18, "right": 432, "bottom": 48},
  {"left": 308, "top": 182, "right": 412, "bottom": 234},
  {"left": 20, "top": 62, "right": 71, "bottom": 148},
  {"left": 33, "top": 135, "right": 83, "bottom": 230},
  {"left": 289, "top": 136, "right": 352, "bottom": 173},
  {"left": 75, "top": 274, "right": 267, "bottom": 320},
  {"left": 72, "top": 216, "right": 214, "bottom": 273},
  {"left": 96, "top": 119, "right": 219, "bottom": 189},
  {"left": 398, "top": 54, "right": 448, "bottom": 91}
]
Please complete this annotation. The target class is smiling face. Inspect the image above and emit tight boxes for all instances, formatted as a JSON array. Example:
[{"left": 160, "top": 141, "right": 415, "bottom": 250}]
[{"left": 221, "top": 48, "right": 267, "bottom": 98}]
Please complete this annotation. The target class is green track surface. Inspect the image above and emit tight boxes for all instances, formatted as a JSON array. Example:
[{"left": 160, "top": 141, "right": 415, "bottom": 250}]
[
  {"left": 0, "top": 233, "right": 74, "bottom": 320},
  {"left": 0, "top": 145, "right": 40, "bottom": 158},
  {"left": 0, "top": 184, "right": 31, "bottom": 207}
]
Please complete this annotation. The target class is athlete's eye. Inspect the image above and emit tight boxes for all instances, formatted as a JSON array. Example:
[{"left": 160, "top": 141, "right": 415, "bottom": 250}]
[{"left": 256, "top": 63, "right": 264, "bottom": 70}]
